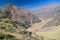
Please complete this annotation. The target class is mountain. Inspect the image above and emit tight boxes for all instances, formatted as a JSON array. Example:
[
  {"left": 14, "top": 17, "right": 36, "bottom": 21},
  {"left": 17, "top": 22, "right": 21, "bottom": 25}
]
[
  {"left": 0, "top": 4, "right": 41, "bottom": 28},
  {"left": 27, "top": 5, "right": 60, "bottom": 32},
  {"left": 27, "top": 13, "right": 60, "bottom": 31},
  {"left": 33, "top": 15, "right": 60, "bottom": 40},
  {"left": 27, "top": 13, "right": 60, "bottom": 40},
  {"left": 32, "top": 5, "right": 60, "bottom": 21},
  {"left": 1, "top": 4, "right": 60, "bottom": 40},
  {"left": 0, "top": 4, "right": 40, "bottom": 40}
]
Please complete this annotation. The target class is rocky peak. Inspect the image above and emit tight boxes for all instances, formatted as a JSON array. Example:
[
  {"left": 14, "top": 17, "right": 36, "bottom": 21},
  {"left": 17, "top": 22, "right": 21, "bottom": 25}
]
[{"left": 5, "top": 4, "right": 18, "bottom": 11}]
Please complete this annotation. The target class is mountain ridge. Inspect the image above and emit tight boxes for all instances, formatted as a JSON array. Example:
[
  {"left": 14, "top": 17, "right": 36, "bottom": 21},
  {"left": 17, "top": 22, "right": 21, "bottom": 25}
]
[{"left": 30, "top": 5, "right": 60, "bottom": 21}]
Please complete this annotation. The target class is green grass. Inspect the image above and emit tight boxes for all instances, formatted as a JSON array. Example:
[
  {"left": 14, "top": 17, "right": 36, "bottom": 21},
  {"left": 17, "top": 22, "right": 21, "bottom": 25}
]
[{"left": 35, "top": 26, "right": 60, "bottom": 40}]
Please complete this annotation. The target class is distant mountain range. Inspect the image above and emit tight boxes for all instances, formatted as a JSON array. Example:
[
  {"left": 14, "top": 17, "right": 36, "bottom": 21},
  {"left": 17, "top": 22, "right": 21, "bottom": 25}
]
[{"left": 31, "top": 5, "right": 60, "bottom": 21}]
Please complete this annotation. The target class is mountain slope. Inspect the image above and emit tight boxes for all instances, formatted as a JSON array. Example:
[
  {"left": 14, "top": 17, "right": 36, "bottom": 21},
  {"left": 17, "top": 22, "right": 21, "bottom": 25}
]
[
  {"left": 0, "top": 4, "right": 41, "bottom": 40},
  {"left": 29, "top": 14, "right": 60, "bottom": 40}
]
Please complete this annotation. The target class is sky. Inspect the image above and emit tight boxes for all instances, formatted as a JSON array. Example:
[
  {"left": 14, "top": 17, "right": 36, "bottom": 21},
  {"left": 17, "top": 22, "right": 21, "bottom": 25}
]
[{"left": 0, "top": 0, "right": 60, "bottom": 10}]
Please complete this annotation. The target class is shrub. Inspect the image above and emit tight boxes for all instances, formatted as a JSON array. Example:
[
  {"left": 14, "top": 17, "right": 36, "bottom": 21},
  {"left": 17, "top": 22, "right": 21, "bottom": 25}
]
[
  {"left": 0, "top": 22, "right": 16, "bottom": 32},
  {"left": 0, "top": 33, "right": 17, "bottom": 40},
  {"left": 22, "top": 21, "right": 31, "bottom": 29}
]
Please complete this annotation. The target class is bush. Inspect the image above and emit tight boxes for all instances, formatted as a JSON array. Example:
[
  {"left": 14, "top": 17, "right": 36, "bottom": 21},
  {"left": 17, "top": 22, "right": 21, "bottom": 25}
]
[
  {"left": 22, "top": 21, "right": 31, "bottom": 29},
  {"left": 0, "top": 33, "right": 17, "bottom": 40},
  {"left": 0, "top": 22, "right": 16, "bottom": 32}
]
